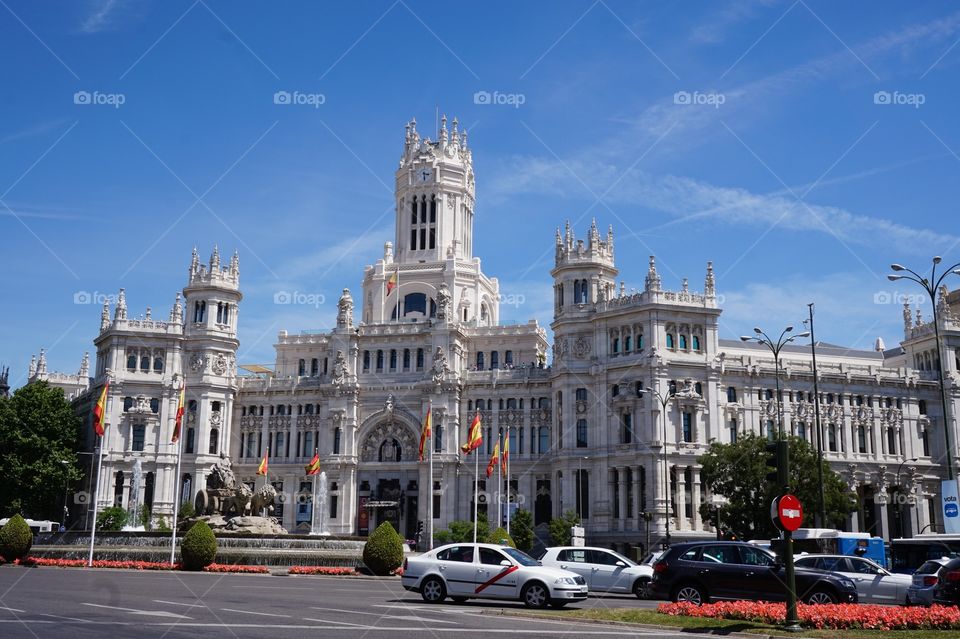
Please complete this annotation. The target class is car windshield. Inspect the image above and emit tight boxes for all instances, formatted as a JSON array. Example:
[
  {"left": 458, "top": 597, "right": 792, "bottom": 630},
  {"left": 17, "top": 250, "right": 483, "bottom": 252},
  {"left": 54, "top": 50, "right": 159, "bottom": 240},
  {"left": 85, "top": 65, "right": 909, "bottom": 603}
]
[
  {"left": 606, "top": 550, "right": 637, "bottom": 566},
  {"left": 501, "top": 547, "right": 539, "bottom": 566}
]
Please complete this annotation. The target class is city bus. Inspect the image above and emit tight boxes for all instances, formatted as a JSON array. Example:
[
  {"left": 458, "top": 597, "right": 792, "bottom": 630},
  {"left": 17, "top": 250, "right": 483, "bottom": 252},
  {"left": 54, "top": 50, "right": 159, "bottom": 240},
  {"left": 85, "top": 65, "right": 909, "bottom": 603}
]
[
  {"left": 0, "top": 519, "right": 60, "bottom": 534},
  {"left": 778, "top": 529, "right": 887, "bottom": 567},
  {"left": 890, "top": 535, "right": 960, "bottom": 574}
]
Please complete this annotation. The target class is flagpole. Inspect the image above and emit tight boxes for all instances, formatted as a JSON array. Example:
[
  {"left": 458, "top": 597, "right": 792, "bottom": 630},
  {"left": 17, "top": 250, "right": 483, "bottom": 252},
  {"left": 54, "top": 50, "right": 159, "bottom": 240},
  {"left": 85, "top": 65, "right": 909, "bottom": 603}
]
[
  {"left": 88, "top": 429, "right": 105, "bottom": 567},
  {"left": 498, "top": 431, "right": 503, "bottom": 532},
  {"left": 169, "top": 422, "right": 184, "bottom": 565},
  {"left": 473, "top": 445, "right": 479, "bottom": 544},
  {"left": 506, "top": 430, "right": 511, "bottom": 537},
  {"left": 427, "top": 401, "right": 434, "bottom": 550},
  {"left": 311, "top": 448, "right": 319, "bottom": 533}
]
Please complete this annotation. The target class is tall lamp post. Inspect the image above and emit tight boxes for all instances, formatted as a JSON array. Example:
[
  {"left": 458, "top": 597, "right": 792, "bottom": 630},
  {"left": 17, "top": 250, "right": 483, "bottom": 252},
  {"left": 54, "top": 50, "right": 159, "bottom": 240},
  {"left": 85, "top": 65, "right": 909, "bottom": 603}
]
[
  {"left": 804, "top": 304, "right": 827, "bottom": 527},
  {"left": 638, "top": 385, "right": 673, "bottom": 547},
  {"left": 888, "top": 258, "right": 960, "bottom": 484},
  {"left": 741, "top": 324, "right": 809, "bottom": 633},
  {"left": 896, "top": 457, "right": 918, "bottom": 538}
]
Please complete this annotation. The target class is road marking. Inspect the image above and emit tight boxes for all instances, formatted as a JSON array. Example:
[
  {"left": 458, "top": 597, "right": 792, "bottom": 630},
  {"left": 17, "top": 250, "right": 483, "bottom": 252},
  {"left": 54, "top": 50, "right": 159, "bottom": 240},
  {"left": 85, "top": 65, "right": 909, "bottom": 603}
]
[
  {"left": 221, "top": 608, "right": 290, "bottom": 618},
  {"left": 38, "top": 613, "right": 93, "bottom": 623},
  {"left": 81, "top": 603, "right": 192, "bottom": 619},
  {"left": 0, "top": 606, "right": 25, "bottom": 613},
  {"left": 153, "top": 600, "right": 209, "bottom": 608},
  {"left": 301, "top": 616, "right": 371, "bottom": 627},
  {"left": 310, "top": 606, "right": 457, "bottom": 624}
]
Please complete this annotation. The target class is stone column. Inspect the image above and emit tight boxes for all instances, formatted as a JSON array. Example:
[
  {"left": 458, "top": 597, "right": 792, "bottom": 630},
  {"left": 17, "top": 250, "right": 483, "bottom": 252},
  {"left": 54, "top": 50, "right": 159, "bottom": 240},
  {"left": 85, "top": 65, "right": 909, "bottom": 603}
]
[
  {"left": 676, "top": 465, "right": 687, "bottom": 532},
  {"left": 692, "top": 467, "right": 702, "bottom": 531},
  {"left": 875, "top": 491, "right": 890, "bottom": 539},
  {"left": 617, "top": 466, "right": 628, "bottom": 530},
  {"left": 634, "top": 464, "right": 643, "bottom": 530}
]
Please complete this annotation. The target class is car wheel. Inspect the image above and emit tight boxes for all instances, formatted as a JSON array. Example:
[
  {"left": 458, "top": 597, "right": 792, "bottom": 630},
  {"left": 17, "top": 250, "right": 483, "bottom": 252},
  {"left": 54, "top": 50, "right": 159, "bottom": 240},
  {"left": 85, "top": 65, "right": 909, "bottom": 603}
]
[
  {"left": 633, "top": 577, "right": 651, "bottom": 600},
  {"left": 420, "top": 576, "right": 446, "bottom": 603},
  {"left": 521, "top": 581, "right": 550, "bottom": 609},
  {"left": 451, "top": 596, "right": 468, "bottom": 604},
  {"left": 805, "top": 589, "right": 837, "bottom": 605},
  {"left": 673, "top": 584, "right": 707, "bottom": 606}
]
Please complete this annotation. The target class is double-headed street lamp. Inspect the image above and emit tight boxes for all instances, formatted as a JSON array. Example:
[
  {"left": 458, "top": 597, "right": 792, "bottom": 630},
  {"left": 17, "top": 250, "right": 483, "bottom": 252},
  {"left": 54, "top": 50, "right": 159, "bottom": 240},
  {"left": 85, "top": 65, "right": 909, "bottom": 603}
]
[
  {"left": 896, "top": 457, "right": 918, "bottom": 538},
  {"left": 888, "top": 257, "right": 960, "bottom": 483},
  {"left": 638, "top": 384, "right": 673, "bottom": 547},
  {"left": 741, "top": 324, "right": 809, "bottom": 633}
]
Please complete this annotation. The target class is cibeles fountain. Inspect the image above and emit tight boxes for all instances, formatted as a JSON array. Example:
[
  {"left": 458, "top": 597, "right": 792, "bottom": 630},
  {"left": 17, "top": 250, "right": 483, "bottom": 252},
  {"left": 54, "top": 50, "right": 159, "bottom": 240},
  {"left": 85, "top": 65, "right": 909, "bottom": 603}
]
[
  {"left": 187, "top": 455, "right": 287, "bottom": 535},
  {"left": 309, "top": 471, "right": 331, "bottom": 536},
  {"left": 121, "top": 458, "right": 146, "bottom": 532}
]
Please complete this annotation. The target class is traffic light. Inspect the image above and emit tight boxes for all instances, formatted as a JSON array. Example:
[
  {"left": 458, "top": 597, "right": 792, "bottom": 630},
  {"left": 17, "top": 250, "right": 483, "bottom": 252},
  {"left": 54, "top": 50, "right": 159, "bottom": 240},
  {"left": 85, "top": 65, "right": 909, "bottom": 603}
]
[{"left": 764, "top": 439, "right": 789, "bottom": 492}]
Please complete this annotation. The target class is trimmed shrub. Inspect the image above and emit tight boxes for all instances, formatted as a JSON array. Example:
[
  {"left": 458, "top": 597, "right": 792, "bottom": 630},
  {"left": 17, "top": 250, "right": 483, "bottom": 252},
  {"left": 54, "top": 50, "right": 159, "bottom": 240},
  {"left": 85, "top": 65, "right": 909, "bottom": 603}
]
[
  {"left": 0, "top": 514, "right": 33, "bottom": 561},
  {"left": 180, "top": 520, "right": 217, "bottom": 571},
  {"left": 178, "top": 502, "right": 195, "bottom": 520},
  {"left": 96, "top": 506, "right": 128, "bottom": 531},
  {"left": 362, "top": 521, "right": 404, "bottom": 576},
  {"left": 487, "top": 527, "right": 515, "bottom": 548}
]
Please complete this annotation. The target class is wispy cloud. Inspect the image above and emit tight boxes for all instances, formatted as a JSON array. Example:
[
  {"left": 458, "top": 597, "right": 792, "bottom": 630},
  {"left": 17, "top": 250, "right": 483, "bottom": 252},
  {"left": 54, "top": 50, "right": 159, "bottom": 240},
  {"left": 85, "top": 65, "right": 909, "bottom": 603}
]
[
  {"left": 690, "top": 0, "right": 783, "bottom": 45},
  {"left": 80, "top": 0, "right": 140, "bottom": 34}
]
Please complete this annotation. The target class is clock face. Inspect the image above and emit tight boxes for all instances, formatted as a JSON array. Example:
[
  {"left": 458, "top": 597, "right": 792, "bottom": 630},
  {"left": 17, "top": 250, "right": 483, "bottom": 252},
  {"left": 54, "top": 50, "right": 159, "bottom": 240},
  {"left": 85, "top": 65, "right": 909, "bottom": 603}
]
[{"left": 417, "top": 168, "right": 432, "bottom": 183}]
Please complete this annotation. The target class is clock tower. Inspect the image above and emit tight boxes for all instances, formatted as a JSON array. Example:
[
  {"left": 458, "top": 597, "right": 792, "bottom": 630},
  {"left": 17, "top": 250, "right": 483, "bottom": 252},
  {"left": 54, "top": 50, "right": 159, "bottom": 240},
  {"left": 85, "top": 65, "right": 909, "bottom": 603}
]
[{"left": 394, "top": 115, "right": 475, "bottom": 263}]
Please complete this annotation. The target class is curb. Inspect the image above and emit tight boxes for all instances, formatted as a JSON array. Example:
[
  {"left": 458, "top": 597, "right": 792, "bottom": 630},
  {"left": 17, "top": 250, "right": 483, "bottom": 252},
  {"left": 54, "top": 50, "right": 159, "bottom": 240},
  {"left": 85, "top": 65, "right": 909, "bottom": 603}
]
[{"left": 482, "top": 609, "right": 814, "bottom": 639}]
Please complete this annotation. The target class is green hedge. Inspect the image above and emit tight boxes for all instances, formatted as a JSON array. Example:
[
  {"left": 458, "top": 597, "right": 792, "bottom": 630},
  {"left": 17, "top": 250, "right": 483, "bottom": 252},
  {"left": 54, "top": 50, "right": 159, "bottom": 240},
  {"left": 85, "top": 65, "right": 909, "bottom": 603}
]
[
  {"left": 180, "top": 520, "right": 217, "bottom": 570},
  {"left": 362, "top": 522, "right": 404, "bottom": 576},
  {"left": 0, "top": 514, "right": 32, "bottom": 561}
]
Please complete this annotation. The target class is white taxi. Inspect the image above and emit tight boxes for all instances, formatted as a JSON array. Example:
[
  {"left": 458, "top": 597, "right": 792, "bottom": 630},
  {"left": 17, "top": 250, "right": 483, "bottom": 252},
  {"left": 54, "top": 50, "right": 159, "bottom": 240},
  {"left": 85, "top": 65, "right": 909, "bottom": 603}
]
[
  {"left": 538, "top": 546, "right": 654, "bottom": 598},
  {"left": 401, "top": 542, "right": 588, "bottom": 608}
]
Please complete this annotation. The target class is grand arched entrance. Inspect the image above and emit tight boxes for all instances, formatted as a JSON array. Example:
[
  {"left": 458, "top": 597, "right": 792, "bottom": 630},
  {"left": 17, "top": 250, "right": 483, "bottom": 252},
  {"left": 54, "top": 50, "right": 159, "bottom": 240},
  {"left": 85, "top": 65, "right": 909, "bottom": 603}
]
[{"left": 357, "top": 415, "right": 421, "bottom": 539}]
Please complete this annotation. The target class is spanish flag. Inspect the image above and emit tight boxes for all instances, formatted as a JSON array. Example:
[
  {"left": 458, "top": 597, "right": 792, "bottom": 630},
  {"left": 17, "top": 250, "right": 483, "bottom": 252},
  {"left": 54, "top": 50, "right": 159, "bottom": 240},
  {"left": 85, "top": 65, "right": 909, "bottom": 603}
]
[
  {"left": 305, "top": 450, "right": 320, "bottom": 476},
  {"left": 461, "top": 411, "right": 482, "bottom": 454},
  {"left": 486, "top": 440, "right": 500, "bottom": 478},
  {"left": 501, "top": 431, "right": 509, "bottom": 475},
  {"left": 92, "top": 381, "right": 109, "bottom": 437},
  {"left": 386, "top": 268, "right": 398, "bottom": 295},
  {"left": 257, "top": 449, "right": 269, "bottom": 476},
  {"left": 418, "top": 405, "right": 432, "bottom": 462},
  {"left": 171, "top": 385, "right": 185, "bottom": 443}
]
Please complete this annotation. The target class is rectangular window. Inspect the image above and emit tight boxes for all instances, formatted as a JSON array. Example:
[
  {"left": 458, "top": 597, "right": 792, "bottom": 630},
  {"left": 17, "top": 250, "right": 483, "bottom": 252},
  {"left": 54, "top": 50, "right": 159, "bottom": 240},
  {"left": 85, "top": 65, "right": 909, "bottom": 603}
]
[
  {"left": 887, "top": 428, "right": 897, "bottom": 455},
  {"left": 576, "top": 419, "right": 588, "bottom": 448},
  {"left": 729, "top": 419, "right": 737, "bottom": 443},
  {"left": 303, "top": 431, "right": 313, "bottom": 457},
  {"left": 132, "top": 424, "right": 145, "bottom": 452},
  {"left": 622, "top": 413, "right": 633, "bottom": 444},
  {"left": 682, "top": 412, "right": 693, "bottom": 442},
  {"left": 575, "top": 469, "right": 590, "bottom": 519},
  {"left": 575, "top": 388, "right": 588, "bottom": 402},
  {"left": 330, "top": 495, "right": 338, "bottom": 519}
]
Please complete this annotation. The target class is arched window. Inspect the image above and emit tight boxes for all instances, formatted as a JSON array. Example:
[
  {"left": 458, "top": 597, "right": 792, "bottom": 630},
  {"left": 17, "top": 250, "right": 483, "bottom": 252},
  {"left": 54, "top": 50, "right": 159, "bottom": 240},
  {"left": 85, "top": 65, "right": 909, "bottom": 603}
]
[
  {"left": 389, "top": 349, "right": 397, "bottom": 370},
  {"left": 363, "top": 351, "right": 370, "bottom": 371},
  {"left": 573, "top": 280, "right": 581, "bottom": 303},
  {"left": 209, "top": 428, "right": 219, "bottom": 454},
  {"left": 153, "top": 356, "right": 163, "bottom": 373},
  {"left": 666, "top": 333, "right": 675, "bottom": 349},
  {"left": 378, "top": 438, "right": 401, "bottom": 462},
  {"left": 612, "top": 337, "right": 620, "bottom": 354},
  {"left": 376, "top": 350, "right": 384, "bottom": 371},
  {"left": 403, "top": 292, "right": 428, "bottom": 317},
  {"left": 638, "top": 334, "right": 644, "bottom": 350},
  {"left": 490, "top": 351, "right": 499, "bottom": 370},
  {"left": 694, "top": 382, "right": 703, "bottom": 395},
  {"left": 624, "top": 336, "right": 631, "bottom": 352},
  {"left": 726, "top": 386, "right": 737, "bottom": 403},
  {"left": 333, "top": 427, "right": 341, "bottom": 454},
  {"left": 403, "top": 349, "right": 411, "bottom": 370},
  {"left": 140, "top": 355, "right": 150, "bottom": 371},
  {"left": 298, "top": 359, "right": 306, "bottom": 376},
  {"left": 149, "top": 398, "right": 159, "bottom": 413},
  {"left": 181, "top": 474, "right": 192, "bottom": 505},
  {"left": 123, "top": 396, "right": 134, "bottom": 411},
  {"left": 127, "top": 353, "right": 137, "bottom": 370},
  {"left": 476, "top": 352, "right": 485, "bottom": 370},
  {"left": 416, "top": 348, "right": 424, "bottom": 370},
  {"left": 311, "top": 358, "right": 319, "bottom": 376},
  {"left": 505, "top": 350, "right": 513, "bottom": 366},
  {"left": 476, "top": 399, "right": 485, "bottom": 411},
  {"left": 611, "top": 384, "right": 620, "bottom": 397},
  {"left": 434, "top": 423, "right": 443, "bottom": 453},
  {"left": 679, "top": 334, "right": 688, "bottom": 350},
  {"left": 692, "top": 335, "right": 701, "bottom": 351}
]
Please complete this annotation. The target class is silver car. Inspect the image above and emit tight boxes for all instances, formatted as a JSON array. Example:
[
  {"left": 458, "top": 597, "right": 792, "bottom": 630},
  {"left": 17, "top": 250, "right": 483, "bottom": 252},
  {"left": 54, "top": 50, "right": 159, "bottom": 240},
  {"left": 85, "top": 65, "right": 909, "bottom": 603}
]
[
  {"left": 906, "top": 559, "right": 951, "bottom": 606},
  {"left": 793, "top": 554, "right": 911, "bottom": 605},
  {"left": 538, "top": 546, "right": 653, "bottom": 598}
]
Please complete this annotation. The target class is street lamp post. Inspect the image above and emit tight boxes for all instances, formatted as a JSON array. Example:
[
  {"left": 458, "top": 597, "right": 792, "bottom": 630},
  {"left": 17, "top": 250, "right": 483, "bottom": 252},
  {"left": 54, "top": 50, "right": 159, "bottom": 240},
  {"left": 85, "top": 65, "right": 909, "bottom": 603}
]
[
  {"left": 638, "top": 385, "right": 673, "bottom": 547},
  {"left": 888, "top": 258, "right": 960, "bottom": 484},
  {"left": 804, "top": 304, "right": 827, "bottom": 527},
  {"left": 741, "top": 325, "right": 810, "bottom": 633},
  {"left": 896, "top": 457, "right": 918, "bottom": 538}
]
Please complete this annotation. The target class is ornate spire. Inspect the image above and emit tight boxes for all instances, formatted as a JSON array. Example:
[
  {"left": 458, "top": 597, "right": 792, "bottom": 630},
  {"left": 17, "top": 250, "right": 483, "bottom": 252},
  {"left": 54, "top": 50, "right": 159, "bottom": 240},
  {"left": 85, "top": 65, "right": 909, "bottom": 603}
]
[
  {"left": 440, "top": 113, "right": 448, "bottom": 144},
  {"left": 938, "top": 284, "right": 954, "bottom": 323},
  {"left": 37, "top": 349, "right": 47, "bottom": 375},
  {"left": 210, "top": 245, "right": 220, "bottom": 271},
  {"left": 145, "top": 306, "right": 152, "bottom": 321},
  {"left": 229, "top": 250, "right": 239, "bottom": 277},
  {"left": 903, "top": 301, "right": 913, "bottom": 335},
  {"left": 337, "top": 288, "right": 354, "bottom": 329},
  {"left": 681, "top": 278, "right": 689, "bottom": 294},
  {"left": 607, "top": 224, "right": 614, "bottom": 253},
  {"left": 28, "top": 354, "right": 36, "bottom": 378},
  {"left": 190, "top": 246, "right": 199, "bottom": 276},
  {"left": 79, "top": 352, "right": 90, "bottom": 377},
  {"left": 451, "top": 117, "right": 459, "bottom": 145},
  {"left": 565, "top": 220, "right": 572, "bottom": 248},
  {"left": 461, "top": 127, "right": 467, "bottom": 149},
  {"left": 100, "top": 299, "right": 110, "bottom": 332},
  {"left": 705, "top": 261, "right": 716, "bottom": 298},
  {"left": 915, "top": 307, "right": 924, "bottom": 326},
  {"left": 115, "top": 288, "right": 127, "bottom": 320},
  {"left": 644, "top": 256, "right": 662, "bottom": 292},
  {"left": 170, "top": 292, "right": 183, "bottom": 324}
]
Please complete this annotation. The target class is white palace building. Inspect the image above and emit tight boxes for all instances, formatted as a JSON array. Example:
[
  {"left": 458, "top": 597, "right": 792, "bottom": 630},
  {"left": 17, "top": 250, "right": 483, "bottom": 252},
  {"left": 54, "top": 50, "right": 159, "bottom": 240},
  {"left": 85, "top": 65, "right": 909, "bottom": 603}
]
[{"left": 32, "top": 116, "right": 960, "bottom": 552}]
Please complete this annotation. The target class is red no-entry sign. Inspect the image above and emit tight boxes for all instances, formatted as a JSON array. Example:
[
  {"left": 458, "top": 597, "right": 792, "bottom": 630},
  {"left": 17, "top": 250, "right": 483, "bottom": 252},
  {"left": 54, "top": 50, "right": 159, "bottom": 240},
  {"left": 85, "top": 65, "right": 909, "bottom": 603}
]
[{"left": 774, "top": 494, "right": 803, "bottom": 532}]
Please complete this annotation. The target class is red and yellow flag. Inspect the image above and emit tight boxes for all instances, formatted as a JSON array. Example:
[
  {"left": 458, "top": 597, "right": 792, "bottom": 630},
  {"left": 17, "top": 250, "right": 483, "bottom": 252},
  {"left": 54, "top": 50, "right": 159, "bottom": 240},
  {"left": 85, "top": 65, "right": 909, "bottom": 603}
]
[
  {"left": 485, "top": 440, "right": 500, "bottom": 478},
  {"left": 502, "top": 432, "right": 509, "bottom": 475},
  {"left": 461, "top": 411, "right": 482, "bottom": 454},
  {"left": 418, "top": 405, "right": 432, "bottom": 461},
  {"left": 257, "top": 450, "right": 269, "bottom": 476},
  {"left": 305, "top": 451, "right": 320, "bottom": 476},
  {"left": 386, "top": 268, "right": 398, "bottom": 295},
  {"left": 171, "top": 385, "right": 185, "bottom": 443},
  {"left": 92, "top": 381, "right": 109, "bottom": 437}
]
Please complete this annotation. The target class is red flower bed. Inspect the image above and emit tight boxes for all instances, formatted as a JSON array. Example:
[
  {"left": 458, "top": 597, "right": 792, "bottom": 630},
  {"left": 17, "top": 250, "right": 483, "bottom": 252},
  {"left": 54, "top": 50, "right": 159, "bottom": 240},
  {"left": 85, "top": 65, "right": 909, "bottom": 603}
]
[
  {"left": 203, "top": 563, "right": 269, "bottom": 574},
  {"left": 658, "top": 601, "right": 960, "bottom": 631},
  {"left": 288, "top": 566, "right": 358, "bottom": 576},
  {"left": 17, "top": 557, "right": 175, "bottom": 570}
]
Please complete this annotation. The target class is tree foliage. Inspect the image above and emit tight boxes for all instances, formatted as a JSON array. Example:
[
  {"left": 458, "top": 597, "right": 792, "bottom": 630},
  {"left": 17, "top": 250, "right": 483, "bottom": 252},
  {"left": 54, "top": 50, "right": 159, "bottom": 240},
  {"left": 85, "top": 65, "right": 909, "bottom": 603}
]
[
  {"left": 0, "top": 382, "right": 83, "bottom": 520},
  {"left": 362, "top": 521, "right": 404, "bottom": 575},
  {"left": 0, "top": 514, "right": 33, "bottom": 561},
  {"left": 487, "top": 527, "right": 515, "bottom": 548},
  {"left": 698, "top": 432, "right": 855, "bottom": 539},
  {"left": 548, "top": 510, "right": 581, "bottom": 546},
  {"left": 509, "top": 509, "right": 535, "bottom": 552},
  {"left": 96, "top": 506, "right": 128, "bottom": 531},
  {"left": 180, "top": 520, "right": 217, "bottom": 570},
  {"left": 434, "top": 518, "right": 490, "bottom": 545}
]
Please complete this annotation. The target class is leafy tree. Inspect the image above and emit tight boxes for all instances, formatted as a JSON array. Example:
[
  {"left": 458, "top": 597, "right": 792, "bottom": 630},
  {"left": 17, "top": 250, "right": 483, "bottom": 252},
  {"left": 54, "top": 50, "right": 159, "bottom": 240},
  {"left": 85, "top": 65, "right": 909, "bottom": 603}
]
[
  {"left": 180, "top": 520, "right": 217, "bottom": 570},
  {"left": 698, "top": 432, "right": 855, "bottom": 540},
  {"left": 178, "top": 501, "right": 195, "bottom": 520},
  {"left": 97, "top": 506, "right": 128, "bottom": 531},
  {"left": 548, "top": 510, "right": 581, "bottom": 546},
  {"left": 434, "top": 518, "right": 490, "bottom": 545},
  {"left": 0, "top": 382, "right": 83, "bottom": 520},
  {"left": 362, "top": 521, "right": 404, "bottom": 575},
  {"left": 509, "top": 509, "right": 535, "bottom": 551},
  {"left": 0, "top": 514, "right": 33, "bottom": 561},
  {"left": 487, "top": 527, "right": 515, "bottom": 548}
]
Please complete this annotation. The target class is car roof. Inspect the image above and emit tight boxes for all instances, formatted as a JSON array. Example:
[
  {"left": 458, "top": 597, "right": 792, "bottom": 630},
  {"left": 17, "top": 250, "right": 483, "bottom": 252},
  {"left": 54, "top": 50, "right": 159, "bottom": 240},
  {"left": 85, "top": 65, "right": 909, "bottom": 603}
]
[
  {"left": 796, "top": 554, "right": 869, "bottom": 560},
  {"left": 546, "top": 546, "right": 614, "bottom": 551},
  {"left": 434, "top": 542, "right": 513, "bottom": 550}
]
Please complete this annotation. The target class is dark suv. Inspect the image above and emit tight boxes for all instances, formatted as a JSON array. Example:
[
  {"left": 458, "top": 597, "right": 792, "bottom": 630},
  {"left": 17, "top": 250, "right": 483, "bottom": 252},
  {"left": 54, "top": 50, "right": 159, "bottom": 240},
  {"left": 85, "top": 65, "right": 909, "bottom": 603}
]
[
  {"left": 932, "top": 557, "right": 960, "bottom": 606},
  {"left": 649, "top": 541, "right": 858, "bottom": 605}
]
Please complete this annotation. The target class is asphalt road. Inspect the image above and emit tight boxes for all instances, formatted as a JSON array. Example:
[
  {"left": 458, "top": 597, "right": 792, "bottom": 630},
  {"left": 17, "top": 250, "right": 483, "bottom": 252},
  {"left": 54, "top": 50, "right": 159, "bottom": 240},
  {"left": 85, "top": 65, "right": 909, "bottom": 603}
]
[{"left": 0, "top": 566, "right": 666, "bottom": 639}]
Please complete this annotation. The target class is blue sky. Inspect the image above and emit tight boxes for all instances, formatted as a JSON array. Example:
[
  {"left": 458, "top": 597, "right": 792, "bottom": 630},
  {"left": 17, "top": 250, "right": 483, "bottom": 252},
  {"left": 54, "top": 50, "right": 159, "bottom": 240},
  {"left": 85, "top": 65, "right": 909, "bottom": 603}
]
[{"left": 2, "top": 0, "right": 959, "bottom": 386}]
